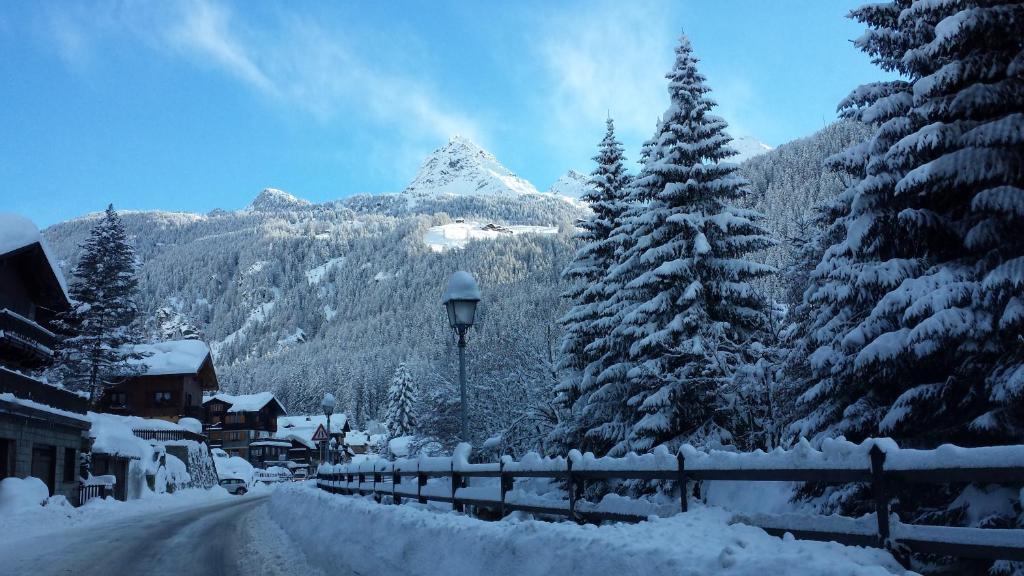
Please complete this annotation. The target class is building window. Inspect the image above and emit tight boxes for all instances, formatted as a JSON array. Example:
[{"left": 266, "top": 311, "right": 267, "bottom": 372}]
[
  {"left": 64, "top": 448, "right": 76, "bottom": 482},
  {"left": 226, "top": 413, "right": 244, "bottom": 424},
  {"left": 109, "top": 392, "right": 128, "bottom": 407},
  {"left": 251, "top": 448, "right": 262, "bottom": 457},
  {"left": 211, "top": 404, "right": 224, "bottom": 413},
  {"left": 153, "top": 391, "right": 173, "bottom": 406}
]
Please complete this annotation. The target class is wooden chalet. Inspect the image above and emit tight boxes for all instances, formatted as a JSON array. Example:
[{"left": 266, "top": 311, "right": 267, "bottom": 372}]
[
  {"left": 0, "top": 213, "right": 91, "bottom": 503},
  {"left": 98, "top": 340, "right": 218, "bottom": 423},
  {"left": 202, "top": 392, "right": 286, "bottom": 463}
]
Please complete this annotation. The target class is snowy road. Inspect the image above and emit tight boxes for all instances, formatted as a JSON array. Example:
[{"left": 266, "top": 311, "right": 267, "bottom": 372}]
[{"left": 2, "top": 493, "right": 333, "bottom": 576}]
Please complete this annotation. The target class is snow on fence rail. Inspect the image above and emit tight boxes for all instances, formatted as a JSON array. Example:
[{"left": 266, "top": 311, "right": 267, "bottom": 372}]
[{"left": 316, "top": 439, "right": 1024, "bottom": 564}]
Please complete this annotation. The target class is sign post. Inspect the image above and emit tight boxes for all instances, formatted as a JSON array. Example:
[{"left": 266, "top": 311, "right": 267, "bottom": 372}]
[{"left": 312, "top": 423, "right": 329, "bottom": 468}]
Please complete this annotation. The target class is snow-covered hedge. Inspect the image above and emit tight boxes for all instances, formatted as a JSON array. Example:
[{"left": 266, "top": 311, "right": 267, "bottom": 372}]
[{"left": 269, "top": 483, "right": 907, "bottom": 576}]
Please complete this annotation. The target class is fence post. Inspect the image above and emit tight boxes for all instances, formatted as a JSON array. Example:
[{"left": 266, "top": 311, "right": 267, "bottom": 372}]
[
  {"left": 393, "top": 463, "right": 400, "bottom": 505},
  {"left": 418, "top": 462, "right": 427, "bottom": 504},
  {"left": 373, "top": 466, "right": 381, "bottom": 503},
  {"left": 451, "top": 461, "right": 464, "bottom": 513},
  {"left": 869, "top": 445, "right": 890, "bottom": 544},
  {"left": 677, "top": 453, "right": 688, "bottom": 513},
  {"left": 499, "top": 460, "right": 507, "bottom": 518},
  {"left": 567, "top": 457, "right": 578, "bottom": 521}
]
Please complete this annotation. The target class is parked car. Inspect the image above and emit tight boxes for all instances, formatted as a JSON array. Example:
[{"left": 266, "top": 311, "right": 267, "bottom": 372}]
[
  {"left": 292, "top": 469, "right": 308, "bottom": 481},
  {"left": 219, "top": 478, "right": 248, "bottom": 495}
]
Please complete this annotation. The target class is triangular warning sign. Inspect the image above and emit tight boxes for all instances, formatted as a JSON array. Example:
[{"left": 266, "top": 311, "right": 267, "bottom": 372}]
[{"left": 311, "top": 423, "right": 329, "bottom": 442}]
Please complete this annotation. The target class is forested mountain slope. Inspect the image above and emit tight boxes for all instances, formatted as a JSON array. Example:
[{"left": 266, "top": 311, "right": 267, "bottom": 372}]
[{"left": 42, "top": 124, "right": 864, "bottom": 449}]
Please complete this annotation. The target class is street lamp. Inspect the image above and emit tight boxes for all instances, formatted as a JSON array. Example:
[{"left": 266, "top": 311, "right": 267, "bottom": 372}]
[
  {"left": 442, "top": 271, "right": 480, "bottom": 443},
  {"left": 322, "top": 393, "right": 335, "bottom": 466}
]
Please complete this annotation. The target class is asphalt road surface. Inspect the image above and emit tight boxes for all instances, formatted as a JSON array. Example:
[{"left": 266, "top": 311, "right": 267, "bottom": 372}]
[{"left": 3, "top": 494, "right": 331, "bottom": 576}]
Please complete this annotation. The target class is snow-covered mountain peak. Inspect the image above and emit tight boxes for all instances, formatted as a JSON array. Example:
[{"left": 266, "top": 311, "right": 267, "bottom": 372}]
[
  {"left": 728, "top": 136, "right": 773, "bottom": 163},
  {"left": 403, "top": 136, "right": 540, "bottom": 197},
  {"left": 248, "top": 188, "right": 311, "bottom": 212},
  {"left": 546, "top": 170, "right": 593, "bottom": 199}
]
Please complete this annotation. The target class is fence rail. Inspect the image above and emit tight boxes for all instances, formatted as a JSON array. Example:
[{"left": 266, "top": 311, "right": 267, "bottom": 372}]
[
  {"left": 131, "top": 429, "right": 207, "bottom": 443},
  {"left": 77, "top": 482, "right": 113, "bottom": 506},
  {"left": 317, "top": 444, "right": 1024, "bottom": 564}
]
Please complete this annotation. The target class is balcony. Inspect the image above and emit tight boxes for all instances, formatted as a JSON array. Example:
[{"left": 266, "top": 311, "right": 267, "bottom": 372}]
[
  {"left": 0, "top": 309, "right": 59, "bottom": 367},
  {"left": 0, "top": 367, "right": 88, "bottom": 415}
]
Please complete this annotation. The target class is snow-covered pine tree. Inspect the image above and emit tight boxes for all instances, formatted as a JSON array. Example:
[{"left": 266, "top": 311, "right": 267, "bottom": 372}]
[
  {"left": 552, "top": 117, "right": 631, "bottom": 450},
  {"left": 791, "top": 0, "right": 1024, "bottom": 446},
  {"left": 575, "top": 121, "right": 665, "bottom": 456},
  {"left": 54, "top": 204, "right": 144, "bottom": 404},
  {"left": 608, "top": 35, "right": 775, "bottom": 453},
  {"left": 384, "top": 362, "right": 418, "bottom": 438}
]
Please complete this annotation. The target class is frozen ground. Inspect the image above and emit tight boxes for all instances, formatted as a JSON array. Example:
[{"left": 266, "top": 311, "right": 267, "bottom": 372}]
[
  {"left": 270, "top": 483, "right": 915, "bottom": 576},
  {"left": 0, "top": 487, "right": 332, "bottom": 576}
]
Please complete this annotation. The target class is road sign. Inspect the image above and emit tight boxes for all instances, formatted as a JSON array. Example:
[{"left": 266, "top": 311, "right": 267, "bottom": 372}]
[{"left": 311, "top": 423, "right": 329, "bottom": 442}]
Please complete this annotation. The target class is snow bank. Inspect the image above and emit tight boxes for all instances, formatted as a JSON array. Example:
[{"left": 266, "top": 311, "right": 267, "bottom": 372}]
[
  {"left": 0, "top": 486, "right": 235, "bottom": 546},
  {"left": 269, "top": 484, "right": 909, "bottom": 576},
  {"left": 88, "top": 412, "right": 156, "bottom": 459},
  {"left": 0, "top": 477, "right": 50, "bottom": 513},
  {"left": 177, "top": 417, "right": 203, "bottom": 435}
]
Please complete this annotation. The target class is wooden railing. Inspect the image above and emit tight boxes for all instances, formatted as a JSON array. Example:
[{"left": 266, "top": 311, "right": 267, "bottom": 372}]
[
  {"left": 0, "top": 366, "right": 88, "bottom": 414},
  {"left": 78, "top": 482, "right": 113, "bottom": 506},
  {"left": 317, "top": 444, "right": 1024, "bottom": 564},
  {"left": 131, "top": 429, "right": 207, "bottom": 443}
]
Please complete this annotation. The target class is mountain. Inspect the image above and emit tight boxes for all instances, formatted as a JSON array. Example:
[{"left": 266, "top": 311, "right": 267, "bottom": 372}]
[
  {"left": 728, "top": 136, "right": 773, "bottom": 163},
  {"left": 40, "top": 123, "right": 866, "bottom": 452},
  {"left": 248, "top": 188, "right": 312, "bottom": 212},
  {"left": 402, "top": 136, "right": 540, "bottom": 197},
  {"left": 546, "top": 170, "right": 592, "bottom": 199}
]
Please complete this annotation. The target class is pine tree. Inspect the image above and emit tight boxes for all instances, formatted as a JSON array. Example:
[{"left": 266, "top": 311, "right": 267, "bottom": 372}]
[
  {"left": 790, "top": 0, "right": 1024, "bottom": 446},
  {"left": 574, "top": 121, "right": 664, "bottom": 456},
  {"left": 384, "top": 362, "right": 418, "bottom": 438},
  {"left": 605, "top": 35, "right": 775, "bottom": 453},
  {"left": 552, "top": 117, "right": 632, "bottom": 449},
  {"left": 54, "top": 205, "right": 144, "bottom": 404}
]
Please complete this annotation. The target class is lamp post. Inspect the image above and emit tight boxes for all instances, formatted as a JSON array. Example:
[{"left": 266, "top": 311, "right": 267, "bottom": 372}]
[
  {"left": 321, "top": 393, "right": 335, "bottom": 466},
  {"left": 442, "top": 271, "right": 480, "bottom": 443}
]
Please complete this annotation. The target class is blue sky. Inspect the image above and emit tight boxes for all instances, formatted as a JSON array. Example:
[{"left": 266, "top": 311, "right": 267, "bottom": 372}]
[{"left": 0, "top": 1, "right": 882, "bottom": 227}]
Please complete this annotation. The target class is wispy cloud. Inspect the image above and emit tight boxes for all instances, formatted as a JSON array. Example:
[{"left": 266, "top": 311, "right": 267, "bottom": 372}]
[
  {"left": 42, "top": 0, "right": 480, "bottom": 151},
  {"left": 165, "top": 0, "right": 275, "bottom": 95},
  {"left": 535, "top": 1, "right": 678, "bottom": 152},
  {"left": 534, "top": 1, "right": 763, "bottom": 162}
]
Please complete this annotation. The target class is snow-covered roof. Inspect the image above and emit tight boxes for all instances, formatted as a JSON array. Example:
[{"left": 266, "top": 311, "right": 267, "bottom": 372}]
[
  {"left": 128, "top": 340, "right": 212, "bottom": 376},
  {"left": 275, "top": 414, "right": 348, "bottom": 446},
  {"left": 204, "top": 391, "right": 284, "bottom": 414},
  {"left": 442, "top": 271, "right": 481, "bottom": 303},
  {"left": 0, "top": 213, "right": 43, "bottom": 258},
  {"left": 250, "top": 440, "right": 292, "bottom": 447},
  {"left": 0, "top": 213, "right": 70, "bottom": 300}
]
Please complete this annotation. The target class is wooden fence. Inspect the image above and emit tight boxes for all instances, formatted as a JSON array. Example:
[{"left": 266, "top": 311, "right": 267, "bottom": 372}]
[
  {"left": 131, "top": 429, "right": 207, "bottom": 443},
  {"left": 317, "top": 444, "right": 1024, "bottom": 564},
  {"left": 77, "top": 482, "right": 113, "bottom": 506}
]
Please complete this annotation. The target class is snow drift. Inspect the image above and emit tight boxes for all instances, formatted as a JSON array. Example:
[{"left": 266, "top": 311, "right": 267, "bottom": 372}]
[{"left": 269, "top": 483, "right": 909, "bottom": 576}]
